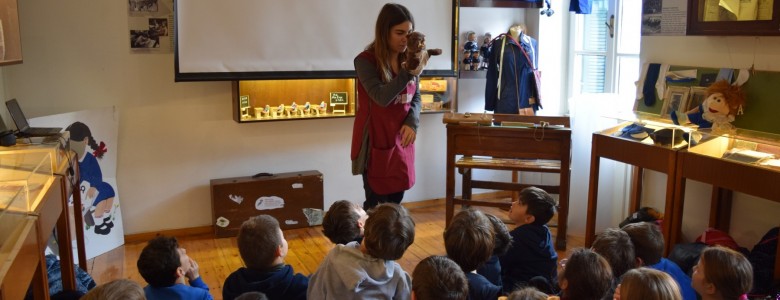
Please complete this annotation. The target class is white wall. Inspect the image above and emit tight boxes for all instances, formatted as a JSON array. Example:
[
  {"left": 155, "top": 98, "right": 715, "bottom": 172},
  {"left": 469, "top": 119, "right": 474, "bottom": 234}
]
[
  {"left": 2, "top": 0, "right": 451, "bottom": 235},
  {"left": 641, "top": 35, "right": 780, "bottom": 248}
]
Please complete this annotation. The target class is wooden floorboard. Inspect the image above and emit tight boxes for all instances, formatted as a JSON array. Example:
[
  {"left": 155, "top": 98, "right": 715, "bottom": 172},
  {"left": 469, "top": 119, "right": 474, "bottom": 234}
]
[{"left": 88, "top": 203, "right": 583, "bottom": 300}]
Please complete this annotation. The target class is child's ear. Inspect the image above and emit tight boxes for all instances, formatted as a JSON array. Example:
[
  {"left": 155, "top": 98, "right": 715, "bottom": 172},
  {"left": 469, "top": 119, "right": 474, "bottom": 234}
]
[
  {"left": 525, "top": 214, "right": 536, "bottom": 225},
  {"left": 635, "top": 257, "right": 644, "bottom": 267},
  {"left": 275, "top": 244, "right": 283, "bottom": 257},
  {"left": 704, "top": 282, "right": 716, "bottom": 295},
  {"left": 176, "top": 266, "right": 186, "bottom": 279},
  {"left": 559, "top": 278, "right": 568, "bottom": 290}
]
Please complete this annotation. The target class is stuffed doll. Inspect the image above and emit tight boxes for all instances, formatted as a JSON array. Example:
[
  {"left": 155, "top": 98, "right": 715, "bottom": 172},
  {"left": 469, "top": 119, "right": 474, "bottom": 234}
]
[
  {"left": 403, "top": 31, "right": 442, "bottom": 76},
  {"left": 671, "top": 80, "right": 746, "bottom": 134}
]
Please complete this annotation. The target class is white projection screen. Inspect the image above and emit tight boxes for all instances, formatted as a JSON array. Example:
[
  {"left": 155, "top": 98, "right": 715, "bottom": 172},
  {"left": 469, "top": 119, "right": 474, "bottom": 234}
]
[{"left": 175, "top": 0, "right": 456, "bottom": 81}]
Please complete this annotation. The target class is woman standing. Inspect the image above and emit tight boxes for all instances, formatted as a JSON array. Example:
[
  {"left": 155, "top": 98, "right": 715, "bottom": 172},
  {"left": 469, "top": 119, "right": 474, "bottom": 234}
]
[{"left": 351, "top": 3, "right": 421, "bottom": 210}]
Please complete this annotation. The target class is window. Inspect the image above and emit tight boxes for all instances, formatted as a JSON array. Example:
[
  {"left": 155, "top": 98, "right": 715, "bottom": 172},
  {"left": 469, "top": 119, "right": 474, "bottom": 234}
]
[{"left": 570, "top": 0, "right": 641, "bottom": 99}]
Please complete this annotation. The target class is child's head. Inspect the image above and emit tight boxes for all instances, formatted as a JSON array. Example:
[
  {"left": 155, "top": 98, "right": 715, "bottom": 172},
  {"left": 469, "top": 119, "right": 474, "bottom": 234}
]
[
  {"left": 484, "top": 213, "right": 512, "bottom": 256},
  {"left": 618, "top": 267, "right": 682, "bottom": 300},
  {"left": 412, "top": 255, "right": 468, "bottom": 300},
  {"left": 80, "top": 279, "right": 145, "bottom": 300},
  {"left": 558, "top": 248, "right": 613, "bottom": 300},
  {"left": 363, "top": 203, "right": 415, "bottom": 260},
  {"left": 137, "top": 236, "right": 190, "bottom": 287},
  {"left": 691, "top": 246, "right": 753, "bottom": 300},
  {"left": 237, "top": 215, "right": 288, "bottom": 270},
  {"left": 322, "top": 200, "right": 368, "bottom": 244},
  {"left": 507, "top": 287, "right": 548, "bottom": 300},
  {"left": 444, "top": 208, "right": 494, "bottom": 272},
  {"left": 235, "top": 291, "right": 269, "bottom": 300},
  {"left": 509, "top": 187, "right": 557, "bottom": 226},
  {"left": 622, "top": 222, "right": 664, "bottom": 266},
  {"left": 592, "top": 228, "right": 636, "bottom": 278}
]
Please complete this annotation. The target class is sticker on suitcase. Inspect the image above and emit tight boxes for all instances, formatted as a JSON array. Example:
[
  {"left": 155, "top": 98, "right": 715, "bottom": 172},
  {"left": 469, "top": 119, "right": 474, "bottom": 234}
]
[{"left": 255, "top": 196, "right": 285, "bottom": 210}]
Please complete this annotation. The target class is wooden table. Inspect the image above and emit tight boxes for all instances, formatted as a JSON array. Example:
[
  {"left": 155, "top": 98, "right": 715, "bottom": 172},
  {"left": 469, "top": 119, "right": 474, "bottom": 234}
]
[
  {"left": 585, "top": 123, "right": 684, "bottom": 254},
  {"left": 445, "top": 115, "right": 571, "bottom": 249},
  {"left": 671, "top": 135, "right": 780, "bottom": 283}
]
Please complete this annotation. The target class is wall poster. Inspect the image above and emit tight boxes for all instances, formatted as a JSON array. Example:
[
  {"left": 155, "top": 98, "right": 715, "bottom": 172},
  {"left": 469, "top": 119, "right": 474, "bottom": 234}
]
[
  {"left": 642, "top": 0, "right": 687, "bottom": 36},
  {"left": 128, "top": 0, "right": 174, "bottom": 53}
]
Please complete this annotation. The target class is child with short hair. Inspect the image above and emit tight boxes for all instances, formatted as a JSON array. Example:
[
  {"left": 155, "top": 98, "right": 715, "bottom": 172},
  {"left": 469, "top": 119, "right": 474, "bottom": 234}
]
[
  {"left": 445, "top": 209, "right": 501, "bottom": 300},
  {"left": 222, "top": 215, "right": 308, "bottom": 300},
  {"left": 507, "top": 287, "right": 548, "bottom": 300},
  {"left": 477, "top": 213, "right": 513, "bottom": 287},
  {"left": 412, "top": 255, "right": 468, "bottom": 300},
  {"left": 81, "top": 279, "right": 146, "bottom": 300},
  {"left": 691, "top": 246, "right": 753, "bottom": 300},
  {"left": 307, "top": 203, "right": 415, "bottom": 299},
  {"left": 137, "top": 236, "right": 213, "bottom": 300},
  {"left": 591, "top": 228, "right": 635, "bottom": 300},
  {"left": 557, "top": 248, "right": 613, "bottom": 300},
  {"left": 614, "top": 267, "right": 682, "bottom": 300},
  {"left": 500, "top": 187, "right": 559, "bottom": 294},
  {"left": 321, "top": 200, "right": 368, "bottom": 245},
  {"left": 622, "top": 222, "right": 697, "bottom": 300}
]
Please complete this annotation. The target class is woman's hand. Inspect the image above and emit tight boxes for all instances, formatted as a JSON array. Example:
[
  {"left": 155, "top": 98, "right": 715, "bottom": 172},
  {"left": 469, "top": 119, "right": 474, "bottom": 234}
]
[{"left": 400, "top": 125, "right": 416, "bottom": 147}]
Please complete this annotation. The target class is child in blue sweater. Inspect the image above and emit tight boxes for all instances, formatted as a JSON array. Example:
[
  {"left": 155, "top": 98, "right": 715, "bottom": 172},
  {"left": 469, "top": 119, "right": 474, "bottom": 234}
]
[{"left": 137, "top": 236, "right": 213, "bottom": 300}]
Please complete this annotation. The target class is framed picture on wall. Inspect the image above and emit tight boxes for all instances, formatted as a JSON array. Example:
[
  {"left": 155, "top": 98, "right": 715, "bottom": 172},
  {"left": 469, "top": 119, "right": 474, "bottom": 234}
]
[
  {"left": 0, "top": 0, "right": 22, "bottom": 66},
  {"left": 687, "top": 86, "right": 708, "bottom": 112},
  {"left": 660, "top": 86, "right": 690, "bottom": 119}
]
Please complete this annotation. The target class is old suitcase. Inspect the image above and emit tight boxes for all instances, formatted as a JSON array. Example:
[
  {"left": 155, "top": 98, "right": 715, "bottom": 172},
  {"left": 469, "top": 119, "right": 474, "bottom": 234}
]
[{"left": 210, "top": 170, "right": 324, "bottom": 238}]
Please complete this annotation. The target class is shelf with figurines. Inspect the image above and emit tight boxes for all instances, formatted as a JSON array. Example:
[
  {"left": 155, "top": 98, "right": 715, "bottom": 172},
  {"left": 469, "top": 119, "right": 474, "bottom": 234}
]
[
  {"left": 459, "top": 31, "right": 491, "bottom": 79},
  {"left": 233, "top": 77, "right": 455, "bottom": 123}
]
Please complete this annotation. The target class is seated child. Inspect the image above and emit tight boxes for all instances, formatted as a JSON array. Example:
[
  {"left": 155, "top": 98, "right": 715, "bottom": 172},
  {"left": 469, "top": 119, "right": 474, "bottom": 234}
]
[
  {"left": 614, "top": 267, "right": 682, "bottom": 300},
  {"left": 477, "top": 213, "right": 513, "bottom": 287},
  {"left": 622, "top": 222, "right": 697, "bottom": 300},
  {"left": 412, "top": 255, "right": 468, "bottom": 300},
  {"left": 500, "top": 187, "right": 559, "bottom": 294},
  {"left": 591, "top": 228, "right": 636, "bottom": 300},
  {"left": 557, "top": 248, "right": 613, "bottom": 300},
  {"left": 507, "top": 287, "right": 548, "bottom": 300},
  {"left": 235, "top": 291, "right": 268, "bottom": 300},
  {"left": 137, "top": 236, "right": 213, "bottom": 300},
  {"left": 691, "top": 246, "right": 753, "bottom": 300},
  {"left": 445, "top": 209, "right": 501, "bottom": 300},
  {"left": 222, "top": 215, "right": 308, "bottom": 300},
  {"left": 81, "top": 279, "right": 145, "bottom": 300},
  {"left": 321, "top": 200, "right": 368, "bottom": 244},
  {"left": 307, "top": 203, "right": 415, "bottom": 299}
]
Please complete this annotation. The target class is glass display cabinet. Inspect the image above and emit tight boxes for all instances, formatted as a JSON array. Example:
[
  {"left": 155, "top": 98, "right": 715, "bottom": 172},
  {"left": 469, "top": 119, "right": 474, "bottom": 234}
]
[
  {"left": 687, "top": 0, "right": 780, "bottom": 35},
  {"left": 670, "top": 129, "right": 780, "bottom": 283},
  {"left": 586, "top": 111, "right": 695, "bottom": 253},
  {"left": 232, "top": 77, "right": 457, "bottom": 123}
]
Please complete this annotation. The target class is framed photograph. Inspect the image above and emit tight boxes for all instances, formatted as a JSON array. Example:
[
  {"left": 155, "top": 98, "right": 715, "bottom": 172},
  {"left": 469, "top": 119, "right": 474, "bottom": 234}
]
[
  {"left": 687, "top": 86, "right": 708, "bottom": 113},
  {"left": 0, "top": 0, "right": 22, "bottom": 66},
  {"left": 660, "top": 86, "right": 690, "bottom": 119}
]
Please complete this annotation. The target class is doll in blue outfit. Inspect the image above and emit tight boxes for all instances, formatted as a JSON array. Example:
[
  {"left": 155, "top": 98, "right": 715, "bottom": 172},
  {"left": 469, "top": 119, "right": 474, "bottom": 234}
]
[{"left": 67, "top": 121, "right": 116, "bottom": 235}]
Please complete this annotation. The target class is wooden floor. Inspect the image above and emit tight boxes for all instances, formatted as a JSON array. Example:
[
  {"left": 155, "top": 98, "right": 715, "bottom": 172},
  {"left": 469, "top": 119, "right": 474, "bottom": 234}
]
[{"left": 86, "top": 203, "right": 583, "bottom": 300}]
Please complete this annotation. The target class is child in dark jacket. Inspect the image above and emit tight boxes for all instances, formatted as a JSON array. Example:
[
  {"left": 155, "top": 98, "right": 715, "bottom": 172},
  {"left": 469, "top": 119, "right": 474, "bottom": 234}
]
[
  {"left": 445, "top": 209, "right": 501, "bottom": 300},
  {"left": 222, "top": 215, "right": 308, "bottom": 300},
  {"left": 477, "top": 213, "right": 513, "bottom": 288},
  {"left": 500, "top": 187, "right": 559, "bottom": 294}
]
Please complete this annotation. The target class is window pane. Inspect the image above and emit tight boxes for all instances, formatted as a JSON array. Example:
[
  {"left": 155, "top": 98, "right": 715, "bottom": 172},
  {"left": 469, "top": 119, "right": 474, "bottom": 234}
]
[
  {"left": 616, "top": 55, "right": 640, "bottom": 108},
  {"left": 582, "top": 0, "right": 609, "bottom": 52},
  {"left": 578, "top": 54, "right": 606, "bottom": 93},
  {"left": 618, "top": 1, "right": 641, "bottom": 54}
]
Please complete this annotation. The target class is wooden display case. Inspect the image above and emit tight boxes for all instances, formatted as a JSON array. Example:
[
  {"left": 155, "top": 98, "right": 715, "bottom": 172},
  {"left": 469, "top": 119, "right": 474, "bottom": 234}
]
[
  {"left": 687, "top": 0, "right": 780, "bottom": 35},
  {"left": 585, "top": 113, "right": 695, "bottom": 253},
  {"left": 232, "top": 77, "right": 456, "bottom": 123},
  {"left": 671, "top": 130, "right": 780, "bottom": 282}
]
